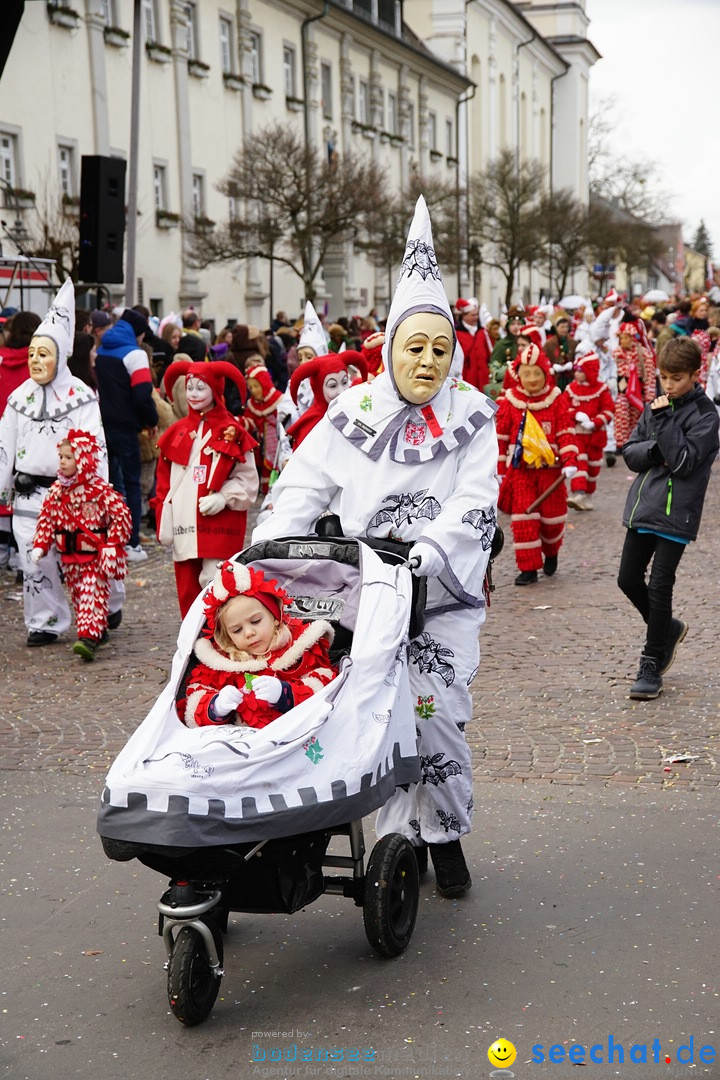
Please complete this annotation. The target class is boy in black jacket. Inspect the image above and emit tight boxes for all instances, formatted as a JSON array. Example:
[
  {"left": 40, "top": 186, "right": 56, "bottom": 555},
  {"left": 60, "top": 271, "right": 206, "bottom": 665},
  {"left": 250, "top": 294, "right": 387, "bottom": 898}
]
[{"left": 618, "top": 337, "right": 719, "bottom": 699}]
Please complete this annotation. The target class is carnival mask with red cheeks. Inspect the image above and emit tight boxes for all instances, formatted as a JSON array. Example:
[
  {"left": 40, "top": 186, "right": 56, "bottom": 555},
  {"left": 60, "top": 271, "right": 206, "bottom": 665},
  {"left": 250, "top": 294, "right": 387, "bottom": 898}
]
[{"left": 186, "top": 376, "right": 214, "bottom": 412}]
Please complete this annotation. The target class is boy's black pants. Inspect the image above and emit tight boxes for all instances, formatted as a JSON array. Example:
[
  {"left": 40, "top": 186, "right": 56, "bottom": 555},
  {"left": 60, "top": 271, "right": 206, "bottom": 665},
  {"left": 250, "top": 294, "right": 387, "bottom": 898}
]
[{"left": 617, "top": 528, "right": 686, "bottom": 660}]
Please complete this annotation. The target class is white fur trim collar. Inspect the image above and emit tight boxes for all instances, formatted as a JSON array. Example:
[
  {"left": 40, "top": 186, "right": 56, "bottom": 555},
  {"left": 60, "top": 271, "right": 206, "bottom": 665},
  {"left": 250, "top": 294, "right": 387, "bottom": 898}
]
[{"left": 193, "top": 619, "right": 334, "bottom": 674}]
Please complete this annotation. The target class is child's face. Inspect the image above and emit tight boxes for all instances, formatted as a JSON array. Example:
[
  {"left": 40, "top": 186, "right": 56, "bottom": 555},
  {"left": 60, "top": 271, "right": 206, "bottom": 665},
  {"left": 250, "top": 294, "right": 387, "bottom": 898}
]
[
  {"left": 619, "top": 332, "right": 634, "bottom": 350},
  {"left": 574, "top": 368, "right": 587, "bottom": 383},
  {"left": 248, "top": 377, "right": 263, "bottom": 401},
  {"left": 518, "top": 363, "right": 546, "bottom": 395},
  {"left": 186, "top": 376, "right": 214, "bottom": 412},
  {"left": 221, "top": 595, "right": 277, "bottom": 655},
  {"left": 658, "top": 368, "right": 698, "bottom": 400},
  {"left": 58, "top": 444, "right": 77, "bottom": 477}
]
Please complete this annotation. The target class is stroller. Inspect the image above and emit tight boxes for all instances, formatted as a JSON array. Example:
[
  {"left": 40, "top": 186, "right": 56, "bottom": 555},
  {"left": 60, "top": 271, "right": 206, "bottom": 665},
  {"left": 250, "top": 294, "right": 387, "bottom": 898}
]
[{"left": 98, "top": 534, "right": 426, "bottom": 1026}]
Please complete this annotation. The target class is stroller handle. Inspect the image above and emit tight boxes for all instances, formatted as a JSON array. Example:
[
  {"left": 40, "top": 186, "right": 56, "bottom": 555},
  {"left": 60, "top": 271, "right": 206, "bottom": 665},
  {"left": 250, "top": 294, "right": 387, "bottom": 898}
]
[{"left": 406, "top": 556, "right": 421, "bottom": 570}]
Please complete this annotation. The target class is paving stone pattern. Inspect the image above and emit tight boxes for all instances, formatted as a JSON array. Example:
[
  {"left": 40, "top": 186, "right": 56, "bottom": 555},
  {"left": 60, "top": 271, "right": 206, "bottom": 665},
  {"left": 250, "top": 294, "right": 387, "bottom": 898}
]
[{"left": 1, "top": 462, "right": 718, "bottom": 787}]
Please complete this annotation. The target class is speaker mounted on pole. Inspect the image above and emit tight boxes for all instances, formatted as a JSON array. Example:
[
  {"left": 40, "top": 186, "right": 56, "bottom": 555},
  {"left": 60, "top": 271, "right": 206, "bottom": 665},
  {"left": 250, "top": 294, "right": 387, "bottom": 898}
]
[{"left": 78, "top": 155, "right": 127, "bottom": 284}]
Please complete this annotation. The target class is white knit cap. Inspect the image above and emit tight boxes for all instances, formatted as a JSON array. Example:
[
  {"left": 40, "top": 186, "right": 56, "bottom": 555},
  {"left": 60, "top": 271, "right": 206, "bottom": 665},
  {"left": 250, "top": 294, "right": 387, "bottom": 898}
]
[{"left": 298, "top": 301, "right": 327, "bottom": 357}]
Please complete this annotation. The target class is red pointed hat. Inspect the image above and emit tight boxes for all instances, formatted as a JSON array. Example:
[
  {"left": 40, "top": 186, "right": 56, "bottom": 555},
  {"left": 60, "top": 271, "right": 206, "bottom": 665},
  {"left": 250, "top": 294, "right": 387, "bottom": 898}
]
[
  {"left": 519, "top": 324, "right": 543, "bottom": 348},
  {"left": 289, "top": 351, "right": 367, "bottom": 405},
  {"left": 246, "top": 364, "right": 283, "bottom": 409},
  {"left": 512, "top": 341, "right": 551, "bottom": 376},
  {"left": 574, "top": 351, "right": 600, "bottom": 382},
  {"left": 203, "top": 561, "right": 290, "bottom": 634},
  {"left": 164, "top": 360, "right": 247, "bottom": 408}
]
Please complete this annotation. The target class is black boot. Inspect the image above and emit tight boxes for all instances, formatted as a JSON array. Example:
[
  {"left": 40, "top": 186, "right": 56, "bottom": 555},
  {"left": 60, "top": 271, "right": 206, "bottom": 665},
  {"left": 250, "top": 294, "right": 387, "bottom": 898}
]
[
  {"left": 629, "top": 655, "right": 662, "bottom": 700},
  {"left": 429, "top": 839, "right": 471, "bottom": 897},
  {"left": 659, "top": 619, "right": 688, "bottom": 676},
  {"left": 107, "top": 609, "right": 123, "bottom": 630},
  {"left": 73, "top": 638, "right": 100, "bottom": 662},
  {"left": 605, "top": 452, "right": 617, "bottom": 468},
  {"left": 543, "top": 555, "right": 558, "bottom": 577},
  {"left": 27, "top": 630, "right": 58, "bottom": 647},
  {"left": 414, "top": 844, "right": 429, "bottom": 876},
  {"left": 514, "top": 570, "right": 538, "bottom": 586}
]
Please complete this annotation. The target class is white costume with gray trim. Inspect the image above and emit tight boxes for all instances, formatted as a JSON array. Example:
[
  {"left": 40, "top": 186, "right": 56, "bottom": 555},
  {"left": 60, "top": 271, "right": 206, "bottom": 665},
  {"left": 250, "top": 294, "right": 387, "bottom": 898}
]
[{"left": 254, "top": 197, "right": 499, "bottom": 845}]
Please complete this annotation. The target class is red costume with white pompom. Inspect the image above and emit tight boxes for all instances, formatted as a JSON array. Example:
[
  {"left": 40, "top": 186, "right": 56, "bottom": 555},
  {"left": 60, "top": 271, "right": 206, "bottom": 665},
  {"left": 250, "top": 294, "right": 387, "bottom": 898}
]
[
  {"left": 286, "top": 351, "right": 368, "bottom": 449},
  {"left": 495, "top": 348, "right": 578, "bottom": 573},
  {"left": 154, "top": 360, "right": 259, "bottom": 618},
  {"left": 361, "top": 331, "right": 385, "bottom": 378},
  {"left": 33, "top": 430, "right": 132, "bottom": 641},
  {"left": 245, "top": 364, "right": 286, "bottom": 495},
  {"left": 613, "top": 322, "right": 657, "bottom": 449},
  {"left": 564, "top": 352, "right": 614, "bottom": 498},
  {"left": 179, "top": 561, "right": 337, "bottom": 728}
]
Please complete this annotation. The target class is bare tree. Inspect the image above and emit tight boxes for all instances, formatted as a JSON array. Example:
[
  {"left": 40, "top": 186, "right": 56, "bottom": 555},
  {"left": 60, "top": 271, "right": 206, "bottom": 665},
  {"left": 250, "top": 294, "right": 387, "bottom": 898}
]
[
  {"left": 186, "top": 122, "right": 387, "bottom": 303},
  {"left": 21, "top": 178, "right": 80, "bottom": 282},
  {"left": 537, "top": 187, "right": 590, "bottom": 299},
  {"left": 468, "top": 149, "right": 545, "bottom": 307}
]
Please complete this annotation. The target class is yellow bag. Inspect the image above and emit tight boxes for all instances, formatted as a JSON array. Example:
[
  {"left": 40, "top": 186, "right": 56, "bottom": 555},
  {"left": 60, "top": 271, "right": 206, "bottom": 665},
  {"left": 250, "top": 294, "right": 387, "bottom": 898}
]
[{"left": 522, "top": 410, "right": 556, "bottom": 468}]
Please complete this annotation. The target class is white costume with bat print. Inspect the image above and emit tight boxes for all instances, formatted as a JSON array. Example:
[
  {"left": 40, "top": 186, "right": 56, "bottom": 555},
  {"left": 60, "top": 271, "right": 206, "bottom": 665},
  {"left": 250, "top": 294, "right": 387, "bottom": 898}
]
[{"left": 254, "top": 198, "right": 499, "bottom": 846}]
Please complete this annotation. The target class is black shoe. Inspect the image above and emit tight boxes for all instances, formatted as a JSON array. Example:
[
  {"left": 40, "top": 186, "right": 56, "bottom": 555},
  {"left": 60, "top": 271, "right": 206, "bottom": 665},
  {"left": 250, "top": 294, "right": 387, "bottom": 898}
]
[
  {"left": 659, "top": 618, "right": 688, "bottom": 676},
  {"left": 429, "top": 840, "right": 471, "bottom": 897},
  {"left": 415, "top": 844, "right": 429, "bottom": 876},
  {"left": 107, "top": 609, "right": 122, "bottom": 630},
  {"left": 73, "top": 638, "right": 99, "bottom": 662},
  {"left": 605, "top": 452, "right": 617, "bottom": 468},
  {"left": 27, "top": 630, "right": 58, "bottom": 647},
  {"left": 543, "top": 556, "right": 558, "bottom": 577},
  {"left": 629, "top": 655, "right": 663, "bottom": 700},
  {"left": 514, "top": 570, "right": 538, "bottom": 586}
]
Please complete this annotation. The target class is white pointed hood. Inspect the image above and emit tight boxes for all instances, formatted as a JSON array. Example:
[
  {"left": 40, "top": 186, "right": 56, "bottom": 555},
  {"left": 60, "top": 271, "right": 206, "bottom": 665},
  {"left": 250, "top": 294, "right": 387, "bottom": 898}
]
[
  {"left": 33, "top": 277, "right": 75, "bottom": 396},
  {"left": 299, "top": 301, "right": 328, "bottom": 358}
]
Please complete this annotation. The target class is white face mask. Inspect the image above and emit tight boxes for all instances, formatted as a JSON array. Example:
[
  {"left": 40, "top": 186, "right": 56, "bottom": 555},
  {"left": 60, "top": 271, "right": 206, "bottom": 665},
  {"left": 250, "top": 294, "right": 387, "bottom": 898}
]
[
  {"left": 186, "top": 377, "right": 214, "bottom": 412},
  {"left": 391, "top": 312, "right": 453, "bottom": 404},
  {"left": 28, "top": 336, "right": 58, "bottom": 385},
  {"left": 322, "top": 370, "right": 350, "bottom": 403}
]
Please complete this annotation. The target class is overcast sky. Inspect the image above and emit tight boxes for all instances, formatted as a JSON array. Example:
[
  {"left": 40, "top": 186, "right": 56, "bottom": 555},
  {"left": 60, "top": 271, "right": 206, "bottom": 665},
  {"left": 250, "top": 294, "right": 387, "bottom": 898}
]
[{"left": 586, "top": 0, "right": 719, "bottom": 260}]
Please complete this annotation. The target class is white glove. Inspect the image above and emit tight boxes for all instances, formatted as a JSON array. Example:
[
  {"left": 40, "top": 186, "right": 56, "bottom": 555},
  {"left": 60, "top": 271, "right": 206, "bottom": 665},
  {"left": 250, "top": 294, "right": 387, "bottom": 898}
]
[
  {"left": 198, "top": 491, "right": 227, "bottom": 516},
  {"left": 574, "top": 411, "right": 590, "bottom": 426},
  {"left": 408, "top": 542, "right": 444, "bottom": 578},
  {"left": 30, "top": 547, "right": 45, "bottom": 564},
  {"left": 552, "top": 363, "right": 564, "bottom": 373},
  {"left": 213, "top": 685, "right": 246, "bottom": 717},
  {"left": 561, "top": 361, "right": 573, "bottom": 372},
  {"left": 562, "top": 466, "right": 578, "bottom": 479},
  {"left": 581, "top": 419, "right": 595, "bottom": 432},
  {"left": 250, "top": 675, "right": 283, "bottom": 704}
]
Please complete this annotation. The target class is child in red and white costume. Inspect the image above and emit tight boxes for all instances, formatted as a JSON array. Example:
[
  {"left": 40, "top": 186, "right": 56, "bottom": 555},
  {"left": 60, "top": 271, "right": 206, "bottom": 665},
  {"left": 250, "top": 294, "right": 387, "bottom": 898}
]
[
  {"left": 245, "top": 364, "right": 292, "bottom": 495},
  {"left": 31, "top": 429, "right": 132, "bottom": 660},
  {"left": 287, "top": 351, "right": 368, "bottom": 449},
  {"left": 613, "top": 321, "right": 657, "bottom": 449},
  {"left": 565, "top": 351, "right": 615, "bottom": 511},
  {"left": 179, "top": 561, "right": 337, "bottom": 729},
  {"left": 495, "top": 345, "right": 578, "bottom": 585},
  {"left": 154, "top": 360, "right": 259, "bottom": 618},
  {"left": 361, "top": 331, "right": 385, "bottom": 378}
]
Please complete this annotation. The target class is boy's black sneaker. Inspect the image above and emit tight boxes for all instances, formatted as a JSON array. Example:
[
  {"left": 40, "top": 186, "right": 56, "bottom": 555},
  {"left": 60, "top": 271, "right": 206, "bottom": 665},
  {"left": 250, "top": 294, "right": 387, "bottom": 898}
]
[
  {"left": 629, "top": 655, "right": 663, "bottom": 700},
  {"left": 107, "top": 609, "right": 122, "bottom": 630},
  {"left": 659, "top": 619, "right": 688, "bottom": 676},
  {"left": 27, "top": 630, "right": 58, "bottom": 647},
  {"left": 429, "top": 839, "right": 471, "bottom": 898},
  {"left": 543, "top": 555, "right": 558, "bottom": 576},
  {"left": 514, "top": 570, "right": 538, "bottom": 586},
  {"left": 73, "top": 638, "right": 99, "bottom": 662}
]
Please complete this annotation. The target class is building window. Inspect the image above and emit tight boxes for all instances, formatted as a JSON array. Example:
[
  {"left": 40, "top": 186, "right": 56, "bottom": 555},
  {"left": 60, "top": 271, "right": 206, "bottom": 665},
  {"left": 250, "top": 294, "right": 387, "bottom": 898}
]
[
  {"left": 446, "top": 118, "right": 453, "bottom": 156},
  {"left": 321, "top": 62, "right": 332, "bottom": 120},
  {"left": 153, "top": 164, "right": 167, "bottom": 211},
  {"left": 348, "top": 74, "right": 356, "bottom": 118},
  {"left": 58, "top": 144, "right": 74, "bottom": 197},
  {"left": 283, "top": 46, "right": 296, "bottom": 98},
  {"left": 358, "top": 79, "right": 369, "bottom": 125},
  {"left": 98, "top": 0, "right": 115, "bottom": 22},
  {"left": 219, "top": 16, "right": 233, "bottom": 74},
  {"left": 249, "top": 32, "right": 262, "bottom": 84},
  {"left": 192, "top": 173, "right": 205, "bottom": 217},
  {"left": 387, "top": 92, "right": 397, "bottom": 135},
  {"left": 228, "top": 194, "right": 240, "bottom": 221},
  {"left": 428, "top": 111, "right": 437, "bottom": 151},
  {"left": 407, "top": 102, "right": 415, "bottom": 149},
  {"left": 0, "top": 133, "right": 17, "bottom": 188},
  {"left": 141, "top": 0, "right": 157, "bottom": 42},
  {"left": 182, "top": 3, "right": 198, "bottom": 60}
]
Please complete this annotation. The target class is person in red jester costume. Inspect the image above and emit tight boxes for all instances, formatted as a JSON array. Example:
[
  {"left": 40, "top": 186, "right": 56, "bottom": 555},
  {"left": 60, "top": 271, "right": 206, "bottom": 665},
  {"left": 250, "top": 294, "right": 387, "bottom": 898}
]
[
  {"left": 179, "top": 561, "right": 337, "bottom": 728},
  {"left": 495, "top": 344, "right": 578, "bottom": 585},
  {"left": 287, "top": 350, "right": 368, "bottom": 450},
  {"left": 31, "top": 429, "right": 132, "bottom": 660},
  {"left": 244, "top": 364, "right": 291, "bottom": 495},
  {"left": 154, "top": 360, "right": 259, "bottom": 618},
  {"left": 565, "top": 351, "right": 615, "bottom": 511},
  {"left": 613, "top": 321, "right": 657, "bottom": 450}
]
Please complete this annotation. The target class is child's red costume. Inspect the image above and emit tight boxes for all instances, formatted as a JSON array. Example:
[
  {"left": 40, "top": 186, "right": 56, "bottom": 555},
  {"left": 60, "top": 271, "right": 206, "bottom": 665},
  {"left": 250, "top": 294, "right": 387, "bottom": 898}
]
[
  {"left": 286, "top": 351, "right": 368, "bottom": 449},
  {"left": 245, "top": 364, "right": 285, "bottom": 494},
  {"left": 613, "top": 322, "right": 657, "bottom": 448},
  {"left": 154, "top": 360, "right": 259, "bottom": 618},
  {"left": 179, "top": 561, "right": 337, "bottom": 728},
  {"left": 564, "top": 352, "right": 615, "bottom": 498},
  {"left": 495, "top": 348, "right": 578, "bottom": 573},
  {"left": 32, "top": 430, "right": 132, "bottom": 641},
  {"left": 455, "top": 307, "right": 491, "bottom": 391},
  {"left": 361, "top": 331, "right": 385, "bottom": 378}
]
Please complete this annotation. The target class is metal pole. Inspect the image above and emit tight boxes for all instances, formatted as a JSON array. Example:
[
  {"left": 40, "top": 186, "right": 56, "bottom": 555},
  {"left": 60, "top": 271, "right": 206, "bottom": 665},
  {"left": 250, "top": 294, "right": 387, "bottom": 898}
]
[{"left": 125, "top": 0, "right": 142, "bottom": 306}]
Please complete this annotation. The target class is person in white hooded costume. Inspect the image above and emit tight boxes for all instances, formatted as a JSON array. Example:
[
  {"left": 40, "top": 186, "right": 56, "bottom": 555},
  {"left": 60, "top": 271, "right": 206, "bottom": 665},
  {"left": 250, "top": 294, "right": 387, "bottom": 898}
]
[
  {"left": 0, "top": 278, "right": 118, "bottom": 645},
  {"left": 253, "top": 197, "right": 499, "bottom": 897}
]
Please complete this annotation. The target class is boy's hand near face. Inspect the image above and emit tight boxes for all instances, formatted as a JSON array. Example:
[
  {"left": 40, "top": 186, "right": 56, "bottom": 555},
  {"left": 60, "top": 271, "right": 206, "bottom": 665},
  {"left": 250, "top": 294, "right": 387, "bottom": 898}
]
[{"left": 651, "top": 394, "right": 670, "bottom": 411}]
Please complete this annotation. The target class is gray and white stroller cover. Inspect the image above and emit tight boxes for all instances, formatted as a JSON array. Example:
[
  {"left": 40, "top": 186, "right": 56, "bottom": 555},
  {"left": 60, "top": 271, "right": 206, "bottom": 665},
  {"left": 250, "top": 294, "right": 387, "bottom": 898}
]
[{"left": 97, "top": 540, "right": 421, "bottom": 847}]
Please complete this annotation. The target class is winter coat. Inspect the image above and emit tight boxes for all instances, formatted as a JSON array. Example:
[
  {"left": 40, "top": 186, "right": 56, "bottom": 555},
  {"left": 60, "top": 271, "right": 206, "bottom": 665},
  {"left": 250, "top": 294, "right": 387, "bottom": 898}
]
[
  {"left": 455, "top": 323, "right": 491, "bottom": 392},
  {"left": 622, "top": 384, "right": 719, "bottom": 542},
  {"left": 95, "top": 320, "right": 158, "bottom": 432},
  {"left": 180, "top": 616, "right": 337, "bottom": 728}
]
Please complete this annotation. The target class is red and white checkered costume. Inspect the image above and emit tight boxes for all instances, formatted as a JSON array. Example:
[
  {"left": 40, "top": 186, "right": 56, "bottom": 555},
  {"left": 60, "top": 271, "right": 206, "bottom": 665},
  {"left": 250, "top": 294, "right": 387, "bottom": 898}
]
[
  {"left": 33, "top": 430, "right": 131, "bottom": 640},
  {"left": 496, "top": 351, "right": 578, "bottom": 573},
  {"left": 564, "top": 353, "right": 615, "bottom": 496},
  {"left": 613, "top": 326, "right": 657, "bottom": 448}
]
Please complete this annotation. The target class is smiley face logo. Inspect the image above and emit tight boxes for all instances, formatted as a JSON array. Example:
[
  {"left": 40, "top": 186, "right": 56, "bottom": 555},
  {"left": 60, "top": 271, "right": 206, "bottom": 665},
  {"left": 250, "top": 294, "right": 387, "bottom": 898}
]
[{"left": 488, "top": 1039, "right": 517, "bottom": 1068}]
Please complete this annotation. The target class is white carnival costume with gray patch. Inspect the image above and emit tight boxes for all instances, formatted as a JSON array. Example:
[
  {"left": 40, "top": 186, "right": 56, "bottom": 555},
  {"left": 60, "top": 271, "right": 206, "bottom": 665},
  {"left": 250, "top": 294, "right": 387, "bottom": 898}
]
[
  {"left": 0, "top": 279, "right": 118, "bottom": 635},
  {"left": 254, "top": 197, "right": 499, "bottom": 845}
]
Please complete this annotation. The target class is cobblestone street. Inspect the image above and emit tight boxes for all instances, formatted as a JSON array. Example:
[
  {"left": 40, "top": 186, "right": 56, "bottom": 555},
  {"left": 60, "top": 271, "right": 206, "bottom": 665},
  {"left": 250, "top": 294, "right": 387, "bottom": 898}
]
[{"left": 2, "top": 461, "right": 719, "bottom": 788}]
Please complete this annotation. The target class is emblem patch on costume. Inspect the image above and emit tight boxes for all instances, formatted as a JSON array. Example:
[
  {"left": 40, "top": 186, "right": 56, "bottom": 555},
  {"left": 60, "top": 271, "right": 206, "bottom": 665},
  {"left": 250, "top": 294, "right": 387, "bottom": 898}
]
[
  {"left": 542, "top": 421, "right": 552, "bottom": 435},
  {"left": 353, "top": 418, "right": 376, "bottom": 437},
  {"left": 404, "top": 421, "right": 426, "bottom": 445},
  {"left": 192, "top": 464, "right": 207, "bottom": 484}
]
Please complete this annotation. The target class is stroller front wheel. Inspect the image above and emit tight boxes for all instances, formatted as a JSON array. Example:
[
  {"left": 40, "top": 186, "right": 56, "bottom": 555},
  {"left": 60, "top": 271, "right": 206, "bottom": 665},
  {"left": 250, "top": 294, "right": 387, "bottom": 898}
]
[
  {"left": 167, "top": 924, "right": 223, "bottom": 1026},
  {"left": 363, "top": 834, "right": 419, "bottom": 957}
]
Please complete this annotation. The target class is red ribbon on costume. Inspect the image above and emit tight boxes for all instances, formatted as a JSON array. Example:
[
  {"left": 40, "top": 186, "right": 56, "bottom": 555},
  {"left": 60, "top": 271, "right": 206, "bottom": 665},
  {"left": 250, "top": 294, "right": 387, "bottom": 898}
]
[{"left": 420, "top": 405, "right": 443, "bottom": 438}]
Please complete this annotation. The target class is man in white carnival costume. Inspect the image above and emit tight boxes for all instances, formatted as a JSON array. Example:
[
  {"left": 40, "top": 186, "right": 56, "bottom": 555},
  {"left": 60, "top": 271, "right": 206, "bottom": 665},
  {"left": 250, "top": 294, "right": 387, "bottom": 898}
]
[
  {"left": 254, "top": 197, "right": 499, "bottom": 897},
  {"left": 0, "top": 278, "right": 120, "bottom": 645}
]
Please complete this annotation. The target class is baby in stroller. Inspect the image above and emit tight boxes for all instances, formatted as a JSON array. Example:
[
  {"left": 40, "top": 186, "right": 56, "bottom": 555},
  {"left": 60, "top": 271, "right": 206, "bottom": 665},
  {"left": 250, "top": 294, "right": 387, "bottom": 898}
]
[{"left": 180, "top": 560, "right": 337, "bottom": 729}]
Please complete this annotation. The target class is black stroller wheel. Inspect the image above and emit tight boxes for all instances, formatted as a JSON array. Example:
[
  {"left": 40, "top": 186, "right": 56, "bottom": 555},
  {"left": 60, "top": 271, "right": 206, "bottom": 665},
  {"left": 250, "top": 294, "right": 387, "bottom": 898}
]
[
  {"left": 167, "top": 925, "right": 223, "bottom": 1026},
  {"left": 363, "top": 834, "right": 419, "bottom": 957}
]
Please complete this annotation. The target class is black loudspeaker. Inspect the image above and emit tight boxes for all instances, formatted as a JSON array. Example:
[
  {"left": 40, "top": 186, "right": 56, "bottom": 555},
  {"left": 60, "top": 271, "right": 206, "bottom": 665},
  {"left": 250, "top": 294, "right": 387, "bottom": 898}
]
[{"left": 78, "top": 156, "right": 126, "bottom": 283}]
